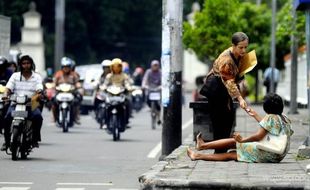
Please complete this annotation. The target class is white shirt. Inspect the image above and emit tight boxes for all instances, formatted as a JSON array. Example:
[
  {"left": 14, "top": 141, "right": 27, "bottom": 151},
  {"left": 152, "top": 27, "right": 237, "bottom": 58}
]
[
  {"left": 264, "top": 67, "right": 280, "bottom": 82},
  {"left": 6, "top": 71, "right": 43, "bottom": 97}
]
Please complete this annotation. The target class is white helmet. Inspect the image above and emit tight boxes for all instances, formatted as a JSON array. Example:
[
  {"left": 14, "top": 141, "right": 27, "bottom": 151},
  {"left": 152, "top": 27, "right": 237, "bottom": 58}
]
[
  {"left": 101, "top": 59, "right": 112, "bottom": 67},
  {"left": 61, "top": 57, "right": 73, "bottom": 68}
]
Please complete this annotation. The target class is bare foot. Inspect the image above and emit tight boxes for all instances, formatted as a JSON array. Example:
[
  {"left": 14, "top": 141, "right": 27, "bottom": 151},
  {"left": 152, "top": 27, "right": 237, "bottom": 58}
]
[
  {"left": 196, "top": 132, "right": 204, "bottom": 150},
  {"left": 187, "top": 148, "right": 196, "bottom": 161}
]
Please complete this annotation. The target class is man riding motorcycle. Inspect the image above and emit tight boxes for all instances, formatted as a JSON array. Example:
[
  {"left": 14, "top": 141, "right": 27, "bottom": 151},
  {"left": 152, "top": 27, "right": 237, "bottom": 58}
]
[
  {"left": 1, "top": 55, "right": 44, "bottom": 151},
  {"left": 142, "top": 60, "right": 162, "bottom": 125},
  {"left": 101, "top": 58, "right": 132, "bottom": 125},
  {"left": 52, "top": 57, "right": 82, "bottom": 125}
]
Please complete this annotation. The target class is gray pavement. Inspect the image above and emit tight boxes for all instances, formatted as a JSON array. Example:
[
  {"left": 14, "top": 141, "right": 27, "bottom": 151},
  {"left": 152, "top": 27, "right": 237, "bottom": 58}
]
[{"left": 139, "top": 105, "right": 310, "bottom": 189}]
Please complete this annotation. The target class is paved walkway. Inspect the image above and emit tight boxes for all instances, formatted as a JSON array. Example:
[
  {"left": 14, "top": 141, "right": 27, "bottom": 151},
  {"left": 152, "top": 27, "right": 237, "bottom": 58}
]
[{"left": 139, "top": 105, "right": 310, "bottom": 189}]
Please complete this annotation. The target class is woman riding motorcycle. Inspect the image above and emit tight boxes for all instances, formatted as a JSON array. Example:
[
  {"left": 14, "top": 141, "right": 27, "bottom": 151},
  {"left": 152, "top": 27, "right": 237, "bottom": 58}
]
[{"left": 101, "top": 58, "right": 132, "bottom": 125}]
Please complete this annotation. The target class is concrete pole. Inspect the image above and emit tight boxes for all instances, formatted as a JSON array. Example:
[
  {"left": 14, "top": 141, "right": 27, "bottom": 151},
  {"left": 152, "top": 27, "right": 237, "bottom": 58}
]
[
  {"left": 289, "top": 9, "right": 298, "bottom": 114},
  {"left": 161, "top": 0, "right": 183, "bottom": 159},
  {"left": 306, "top": 10, "right": 310, "bottom": 145},
  {"left": 270, "top": 0, "right": 276, "bottom": 93},
  {"left": 54, "top": 0, "right": 65, "bottom": 71}
]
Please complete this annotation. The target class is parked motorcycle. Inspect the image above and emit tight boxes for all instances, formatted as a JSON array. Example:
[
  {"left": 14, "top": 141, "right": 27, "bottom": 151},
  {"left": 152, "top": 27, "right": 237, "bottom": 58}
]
[
  {"left": 147, "top": 87, "right": 161, "bottom": 130},
  {"left": 7, "top": 94, "right": 33, "bottom": 160},
  {"left": 55, "top": 83, "right": 75, "bottom": 132},
  {"left": 105, "top": 85, "right": 127, "bottom": 141},
  {"left": 131, "top": 85, "right": 144, "bottom": 112}
]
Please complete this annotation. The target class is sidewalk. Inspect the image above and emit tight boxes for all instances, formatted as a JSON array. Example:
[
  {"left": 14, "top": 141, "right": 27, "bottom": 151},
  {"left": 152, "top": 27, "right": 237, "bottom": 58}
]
[{"left": 139, "top": 105, "right": 310, "bottom": 189}]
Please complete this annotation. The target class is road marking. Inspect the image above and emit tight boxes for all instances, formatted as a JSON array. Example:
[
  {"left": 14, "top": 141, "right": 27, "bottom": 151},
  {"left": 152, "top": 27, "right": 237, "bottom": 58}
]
[
  {"left": 0, "top": 182, "right": 33, "bottom": 185},
  {"left": 147, "top": 118, "right": 193, "bottom": 158},
  {"left": 0, "top": 188, "right": 30, "bottom": 190},
  {"left": 109, "top": 189, "right": 138, "bottom": 190},
  {"left": 147, "top": 142, "right": 162, "bottom": 158},
  {"left": 56, "top": 182, "right": 113, "bottom": 186},
  {"left": 56, "top": 188, "right": 85, "bottom": 190}
]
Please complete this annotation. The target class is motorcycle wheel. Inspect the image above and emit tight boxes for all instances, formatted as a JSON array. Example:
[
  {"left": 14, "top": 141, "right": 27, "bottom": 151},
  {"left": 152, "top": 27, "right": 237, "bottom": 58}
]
[
  {"left": 98, "top": 108, "right": 105, "bottom": 129},
  {"left": 62, "top": 110, "right": 68, "bottom": 133},
  {"left": 151, "top": 102, "right": 156, "bottom": 130},
  {"left": 11, "top": 127, "right": 21, "bottom": 161},
  {"left": 111, "top": 115, "right": 120, "bottom": 141}
]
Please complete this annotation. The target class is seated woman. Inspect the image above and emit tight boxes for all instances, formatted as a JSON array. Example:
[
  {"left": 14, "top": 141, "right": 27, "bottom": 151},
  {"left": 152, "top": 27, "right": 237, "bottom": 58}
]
[{"left": 187, "top": 93, "right": 294, "bottom": 163}]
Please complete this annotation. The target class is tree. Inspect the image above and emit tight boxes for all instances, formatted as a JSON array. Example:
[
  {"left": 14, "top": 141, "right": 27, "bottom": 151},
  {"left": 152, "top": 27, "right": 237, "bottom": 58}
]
[
  {"left": 183, "top": 0, "right": 240, "bottom": 65},
  {"left": 276, "top": 0, "right": 305, "bottom": 68},
  {"left": 183, "top": 0, "right": 271, "bottom": 69},
  {"left": 0, "top": 0, "right": 163, "bottom": 70}
]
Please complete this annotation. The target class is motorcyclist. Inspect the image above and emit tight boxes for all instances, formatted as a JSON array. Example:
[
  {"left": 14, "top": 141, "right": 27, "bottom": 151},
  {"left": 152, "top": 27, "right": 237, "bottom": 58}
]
[
  {"left": 101, "top": 58, "right": 132, "bottom": 125},
  {"left": 0, "top": 56, "right": 13, "bottom": 82},
  {"left": 99, "top": 59, "right": 112, "bottom": 84},
  {"left": 52, "top": 57, "right": 82, "bottom": 124},
  {"left": 0, "top": 56, "right": 13, "bottom": 134},
  {"left": 94, "top": 59, "right": 112, "bottom": 118},
  {"left": 142, "top": 60, "right": 162, "bottom": 124},
  {"left": 1, "top": 55, "right": 44, "bottom": 150},
  {"left": 68, "top": 58, "right": 82, "bottom": 123},
  {"left": 132, "top": 67, "right": 144, "bottom": 86}
]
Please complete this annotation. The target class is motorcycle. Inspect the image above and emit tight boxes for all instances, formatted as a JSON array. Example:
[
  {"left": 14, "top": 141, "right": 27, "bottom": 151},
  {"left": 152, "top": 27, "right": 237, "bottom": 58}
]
[
  {"left": 147, "top": 87, "right": 161, "bottom": 130},
  {"left": 131, "top": 85, "right": 144, "bottom": 112},
  {"left": 55, "top": 83, "right": 75, "bottom": 132},
  {"left": 43, "top": 77, "right": 56, "bottom": 111},
  {"left": 105, "top": 85, "right": 127, "bottom": 141},
  {"left": 7, "top": 94, "right": 33, "bottom": 160},
  {"left": 95, "top": 86, "right": 107, "bottom": 129},
  {"left": 0, "top": 80, "right": 7, "bottom": 134}
]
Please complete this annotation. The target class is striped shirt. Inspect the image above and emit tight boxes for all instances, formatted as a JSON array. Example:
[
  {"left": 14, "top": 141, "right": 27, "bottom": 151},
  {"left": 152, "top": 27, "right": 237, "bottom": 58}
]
[{"left": 6, "top": 72, "right": 43, "bottom": 97}]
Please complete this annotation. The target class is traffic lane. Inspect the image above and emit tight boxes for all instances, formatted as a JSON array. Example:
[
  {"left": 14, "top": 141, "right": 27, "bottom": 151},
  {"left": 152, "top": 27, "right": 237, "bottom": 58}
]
[
  {"left": 0, "top": 100, "right": 193, "bottom": 189},
  {"left": 0, "top": 107, "right": 162, "bottom": 188}
]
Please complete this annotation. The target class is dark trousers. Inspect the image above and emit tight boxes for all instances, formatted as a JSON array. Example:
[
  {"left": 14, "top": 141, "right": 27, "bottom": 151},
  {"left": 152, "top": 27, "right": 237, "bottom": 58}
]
[
  {"left": 204, "top": 75, "right": 234, "bottom": 153},
  {"left": 3, "top": 106, "right": 43, "bottom": 145},
  {"left": 208, "top": 100, "right": 234, "bottom": 153}
]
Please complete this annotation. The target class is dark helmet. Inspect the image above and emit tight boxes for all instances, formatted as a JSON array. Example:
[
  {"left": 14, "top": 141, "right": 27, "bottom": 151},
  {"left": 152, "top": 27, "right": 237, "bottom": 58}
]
[
  {"left": 18, "top": 55, "right": 36, "bottom": 71},
  {"left": 0, "top": 56, "right": 8, "bottom": 67}
]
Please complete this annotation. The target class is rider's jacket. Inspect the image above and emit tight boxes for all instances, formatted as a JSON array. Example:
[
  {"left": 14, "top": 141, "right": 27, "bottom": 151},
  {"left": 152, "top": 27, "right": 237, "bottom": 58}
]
[
  {"left": 54, "top": 70, "right": 79, "bottom": 87},
  {"left": 103, "top": 73, "right": 131, "bottom": 90}
]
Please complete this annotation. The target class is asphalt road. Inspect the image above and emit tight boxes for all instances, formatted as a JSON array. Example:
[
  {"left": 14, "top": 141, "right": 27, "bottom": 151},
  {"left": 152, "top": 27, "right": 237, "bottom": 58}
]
[{"left": 0, "top": 97, "right": 193, "bottom": 190}]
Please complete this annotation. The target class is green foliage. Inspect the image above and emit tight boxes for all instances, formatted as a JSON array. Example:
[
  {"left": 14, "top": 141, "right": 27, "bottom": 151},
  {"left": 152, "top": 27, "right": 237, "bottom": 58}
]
[
  {"left": 183, "top": 0, "right": 272, "bottom": 70},
  {"left": 276, "top": 0, "right": 305, "bottom": 69},
  {"left": 0, "top": 0, "right": 163, "bottom": 70},
  {"left": 183, "top": 0, "right": 241, "bottom": 63}
]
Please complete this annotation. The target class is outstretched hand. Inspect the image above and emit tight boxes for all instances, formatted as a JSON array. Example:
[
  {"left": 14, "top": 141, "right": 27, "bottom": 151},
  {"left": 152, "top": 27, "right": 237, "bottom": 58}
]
[
  {"left": 233, "top": 132, "right": 243, "bottom": 143},
  {"left": 245, "top": 107, "right": 256, "bottom": 117}
]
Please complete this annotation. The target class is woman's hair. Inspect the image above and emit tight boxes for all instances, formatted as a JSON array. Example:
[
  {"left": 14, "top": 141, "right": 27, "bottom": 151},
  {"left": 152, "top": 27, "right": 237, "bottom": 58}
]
[
  {"left": 263, "top": 93, "right": 284, "bottom": 115},
  {"left": 231, "top": 32, "right": 249, "bottom": 46}
]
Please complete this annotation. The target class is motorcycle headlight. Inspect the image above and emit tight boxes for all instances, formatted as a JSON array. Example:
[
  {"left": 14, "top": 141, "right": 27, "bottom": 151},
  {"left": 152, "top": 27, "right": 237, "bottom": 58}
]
[
  {"left": 16, "top": 95, "right": 27, "bottom": 104},
  {"left": 132, "top": 89, "right": 143, "bottom": 96}
]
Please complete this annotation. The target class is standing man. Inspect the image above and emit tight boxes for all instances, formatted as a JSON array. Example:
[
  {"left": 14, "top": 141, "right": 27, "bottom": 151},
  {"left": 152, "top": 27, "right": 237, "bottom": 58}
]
[{"left": 263, "top": 66, "right": 280, "bottom": 93}]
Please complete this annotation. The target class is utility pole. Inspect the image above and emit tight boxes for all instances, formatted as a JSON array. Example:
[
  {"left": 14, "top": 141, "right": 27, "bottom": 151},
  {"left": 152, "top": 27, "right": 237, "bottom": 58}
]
[
  {"left": 289, "top": 9, "right": 298, "bottom": 114},
  {"left": 270, "top": 0, "right": 276, "bottom": 93},
  {"left": 54, "top": 0, "right": 65, "bottom": 71},
  {"left": 161, "top": 0, "right": 183, "bottom": 159}
]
